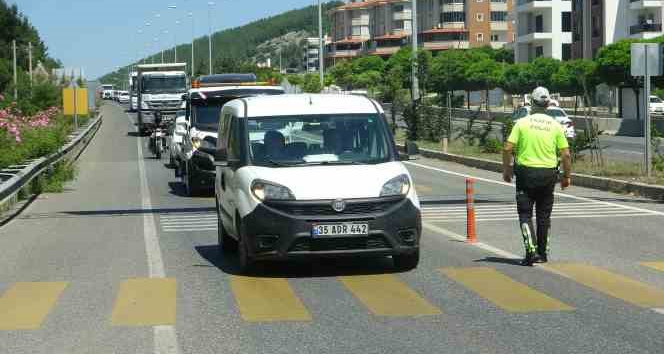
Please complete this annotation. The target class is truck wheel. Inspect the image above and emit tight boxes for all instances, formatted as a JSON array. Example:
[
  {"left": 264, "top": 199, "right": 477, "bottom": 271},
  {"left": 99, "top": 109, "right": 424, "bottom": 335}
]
[
  {"left": 216, "top": 195, "right": 237, "bottom": 253},
  {"left": 393, "top": 251, "right": 420, "bottom": 272},
  {"left": 184, "top": 162, "right": 198, "bottom": 197}
]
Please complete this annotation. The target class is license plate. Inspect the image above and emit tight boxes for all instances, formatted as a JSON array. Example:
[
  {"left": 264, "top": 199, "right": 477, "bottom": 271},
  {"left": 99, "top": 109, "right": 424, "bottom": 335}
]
[{"left": 312, "top": 223, "right": 369, "bottom": 237}]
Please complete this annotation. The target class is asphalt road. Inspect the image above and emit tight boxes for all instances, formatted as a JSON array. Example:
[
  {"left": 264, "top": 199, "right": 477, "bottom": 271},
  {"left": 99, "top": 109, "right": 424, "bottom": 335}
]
[{"left": 1, "top": 102, "right": 664, "bottom": 354}]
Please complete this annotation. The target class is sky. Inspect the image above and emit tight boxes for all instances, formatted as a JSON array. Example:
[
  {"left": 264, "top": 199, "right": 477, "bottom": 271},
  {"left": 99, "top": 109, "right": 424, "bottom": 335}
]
[{"left": 12, "top": 0, "right": 324, "bottom": 79}]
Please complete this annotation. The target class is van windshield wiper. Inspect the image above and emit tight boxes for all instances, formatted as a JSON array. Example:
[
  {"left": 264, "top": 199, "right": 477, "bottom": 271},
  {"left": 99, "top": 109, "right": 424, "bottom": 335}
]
[{"left": 303, "top": 160, "right": 364, "bottom": 166}]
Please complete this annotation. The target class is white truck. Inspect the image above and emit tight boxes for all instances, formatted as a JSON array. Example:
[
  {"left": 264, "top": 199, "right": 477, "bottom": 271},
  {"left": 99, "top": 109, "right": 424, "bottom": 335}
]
[
  {"left": 136, "top": 63, "right": 188, "bottom": 134},
  {"left": 177, "top": 74, "right": 285, "bottom": 196},
  {"left": 101, "top": 84, "right": 114, "bottom": 100}
]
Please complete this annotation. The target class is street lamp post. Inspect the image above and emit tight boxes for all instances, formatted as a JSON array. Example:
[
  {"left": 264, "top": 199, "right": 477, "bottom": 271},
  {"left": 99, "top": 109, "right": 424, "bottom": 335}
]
[
  {"left": 189, "top": 12, "right": 195, "bottom": 76},
  {"left": 318, "top": 0, "right": 324, "bottom": 88},
  {"left": 207, "top": 2, "right": 215, "bottom": 75},
  {"left": 168, "top": 5, "right": 178, "bottom": 63},
  {"left": 411, "top": 0, "right": 419, "bottom": 103}
]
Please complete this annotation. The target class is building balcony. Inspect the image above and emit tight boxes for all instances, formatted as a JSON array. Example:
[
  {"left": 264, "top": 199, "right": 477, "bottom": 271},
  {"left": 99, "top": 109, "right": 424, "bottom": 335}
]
[
  {"left": 422, "top": 41, "right": 470, "bottom": 50},
  {"left": 367, "top": 46, "right": 402, "bottom": 56},
  {"left": 630, "top": 22, "right": 662, "bottom": 34},
  {"left": 490, "top": 2, "right": 508, "bottom": 11},
  {"left": 490, "top": 21, "right": 509, "bottom": 31},
  {"left": 393, "top": 11, "right": 412, "bottom": 21},
  {"left": 629, "top": 0, "right": 664, "bottom": 10},
  {"left": 490, "top": 41, "right": 508, "bottom": 49},
  {"left": 518, "top": 31, "right": 572, "bottom": 43},
  {"left": 351, "top": 18, "right": 370, "bottom": 26},
  {"left": 326, "top": 49, "right": 362, "bottom": 59},
  {"left": 441, "top": 22, "right": 466, "bottom": 29},
  {"left": 516, "top": 0, "right": 571, "bottom": 13},
  {"left": 442, "top": 3, "right": 464, "bottom": 12}
]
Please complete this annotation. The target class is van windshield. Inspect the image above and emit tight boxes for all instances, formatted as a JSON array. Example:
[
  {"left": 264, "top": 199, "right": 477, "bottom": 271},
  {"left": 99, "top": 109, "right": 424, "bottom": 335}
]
[{"left": 246, "top": 114, "right": 394, "bottom": 166}]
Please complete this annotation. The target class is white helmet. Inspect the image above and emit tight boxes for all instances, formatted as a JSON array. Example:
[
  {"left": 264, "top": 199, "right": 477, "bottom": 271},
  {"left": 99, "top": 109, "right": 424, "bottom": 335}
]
[{"left": 531, "top": 87, "right": 550, "bottom": 106}]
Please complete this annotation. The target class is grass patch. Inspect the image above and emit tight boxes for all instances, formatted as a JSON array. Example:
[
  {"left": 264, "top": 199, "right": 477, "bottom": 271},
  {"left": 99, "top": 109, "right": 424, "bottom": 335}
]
[
  {"left": 394, "top": 129, "right": 501, "bottom": 161},
  {"left": 34, "top": 161, "right": 77, "bottom": 193}
]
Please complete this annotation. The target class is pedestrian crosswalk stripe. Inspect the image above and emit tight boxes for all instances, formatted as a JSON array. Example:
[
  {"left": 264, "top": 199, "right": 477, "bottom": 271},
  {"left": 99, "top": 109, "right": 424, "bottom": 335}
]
[
  {"left": 0, "top": 282, "right": 68, "bottom": 330},
  {"left": 422, "top": 201, "right": 658, "bottom": 223},
  {"left": 545, "top": 264, "right": 664, "bottom": 308},
  {"left": 641, "top": 262, "right": 664, "bottom": 272},
  {"left": 111, "top": 278, "right": 176, "bottom": 326},
  {"left": 158, "top": 212, "right": 218, "bottom": 232},
  {"left": 440, "top": 267, "right": 574, "bottom": 313},
  {"left": 230, "top": 276, "right": 311, "bottom": 322},
  {"left": 338, "top": 275, "right": 441, "bottom": 317}
]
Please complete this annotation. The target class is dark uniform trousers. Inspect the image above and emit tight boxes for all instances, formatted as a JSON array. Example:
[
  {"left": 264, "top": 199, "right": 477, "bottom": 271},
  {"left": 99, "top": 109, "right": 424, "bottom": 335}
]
[{"left": 514, "top": 165, "right": 557, "bottom": 256}]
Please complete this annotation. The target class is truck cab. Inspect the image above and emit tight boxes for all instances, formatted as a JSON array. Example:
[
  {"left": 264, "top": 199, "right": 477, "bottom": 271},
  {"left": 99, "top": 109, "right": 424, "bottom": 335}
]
[
  {"left": 129, "top": 71, "right": 138, "bottom": 112},
  {"left": 136, "top": 63, "right": 188, "bottom": 134},
  {"left": 178, "top": 74, "right": 285, "bottom": 196}
]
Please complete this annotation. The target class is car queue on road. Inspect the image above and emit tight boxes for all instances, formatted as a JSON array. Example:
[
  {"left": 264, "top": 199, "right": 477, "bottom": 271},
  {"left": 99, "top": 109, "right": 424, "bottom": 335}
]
[{"left": 120, "top": 73, "right": 423, "bottom": 274}]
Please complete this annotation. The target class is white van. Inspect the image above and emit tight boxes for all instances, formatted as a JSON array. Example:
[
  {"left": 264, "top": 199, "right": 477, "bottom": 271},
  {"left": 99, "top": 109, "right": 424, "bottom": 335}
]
[{"left": 207, "top": 94, "right": 422, "bottom": 273}]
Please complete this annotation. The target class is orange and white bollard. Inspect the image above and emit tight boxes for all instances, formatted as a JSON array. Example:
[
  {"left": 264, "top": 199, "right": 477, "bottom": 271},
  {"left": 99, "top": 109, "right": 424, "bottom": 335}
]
[{"left": 466, "top": 178, "right": 477, "bottom": 243}]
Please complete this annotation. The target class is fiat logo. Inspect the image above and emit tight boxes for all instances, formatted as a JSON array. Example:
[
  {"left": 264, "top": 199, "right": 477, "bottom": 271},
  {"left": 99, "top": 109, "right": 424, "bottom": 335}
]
[{"left": 332, "top": 199, "right": 346, "bottom": 212}]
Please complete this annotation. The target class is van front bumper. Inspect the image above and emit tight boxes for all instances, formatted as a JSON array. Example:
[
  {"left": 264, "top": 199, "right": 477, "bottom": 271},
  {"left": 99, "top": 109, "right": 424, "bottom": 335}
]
[{"left": 241, "top": 196, "right": 421, "bottom": 260}]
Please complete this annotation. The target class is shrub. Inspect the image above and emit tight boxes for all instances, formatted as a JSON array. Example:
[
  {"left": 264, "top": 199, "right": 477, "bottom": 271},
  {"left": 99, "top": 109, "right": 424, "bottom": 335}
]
[{"left": 482, "top": 138, "right": 503, "bottom": 154}]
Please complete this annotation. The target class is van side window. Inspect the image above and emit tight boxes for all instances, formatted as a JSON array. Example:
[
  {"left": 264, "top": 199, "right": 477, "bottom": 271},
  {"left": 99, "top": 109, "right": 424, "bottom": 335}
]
[
  {"left": 227, "top": 117, "right": 241, "bottom": 160},
  {"left": 218, "top": 112, "right": 231, "bottom": 151}
]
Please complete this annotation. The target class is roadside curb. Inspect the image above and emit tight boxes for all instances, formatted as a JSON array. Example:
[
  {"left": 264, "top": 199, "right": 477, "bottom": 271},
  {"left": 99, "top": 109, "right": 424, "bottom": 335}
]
[
  {"left": 400, "top": 145, "right": 664, "bottom": 201},
  {"left": 0, "top": 113, "right": 104, "bottom": 226}
]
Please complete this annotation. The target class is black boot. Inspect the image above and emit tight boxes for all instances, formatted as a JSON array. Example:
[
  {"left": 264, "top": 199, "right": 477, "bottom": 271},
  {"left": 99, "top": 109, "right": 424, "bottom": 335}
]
[{"left": 521, "top": 252, "right": 537, "bottom": 266}]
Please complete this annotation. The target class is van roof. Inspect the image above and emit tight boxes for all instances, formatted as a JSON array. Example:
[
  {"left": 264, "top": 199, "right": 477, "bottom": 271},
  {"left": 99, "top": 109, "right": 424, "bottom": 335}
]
[
  {"left": 188, "top": 86, "right": 284, "bottom": 95},
  {"left": 231, "top": 94, "right": 382, "bottom": 118}
]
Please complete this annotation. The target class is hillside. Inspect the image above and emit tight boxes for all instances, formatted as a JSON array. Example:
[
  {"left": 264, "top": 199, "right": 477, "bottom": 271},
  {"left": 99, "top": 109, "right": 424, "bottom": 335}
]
[
  {"left": 0, "top": 0, "right": 59, "bottom": 94},
  {"left": 100, "top": 1, "right": 342, "bottom": 84}
]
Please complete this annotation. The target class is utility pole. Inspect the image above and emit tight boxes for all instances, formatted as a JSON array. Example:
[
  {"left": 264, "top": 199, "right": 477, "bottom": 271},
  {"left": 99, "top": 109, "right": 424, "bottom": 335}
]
[
  {"left": 12, "top": 40, "right": 17, "bottom": 101},
  {"left": 318, "top": 0, "right": 324, "bottom": 87},
  {"left": 189, "top": 12, "right": 195, "bottom": 77},
  {"left": 28, "top": 42, "right": 33, "bottom": 87},
  {"left": 411, "top": 0, "right": 419, "bottom": 103},
  {"left": 174, "top": 22, "right": 179, "bottom": 63}
]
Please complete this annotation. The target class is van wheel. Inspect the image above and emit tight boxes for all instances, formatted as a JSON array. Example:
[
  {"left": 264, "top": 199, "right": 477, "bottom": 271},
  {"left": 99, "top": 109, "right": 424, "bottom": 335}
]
[
  {"left": 393, "top": 251, "right": 419, "bottom": 272},
  {"left": 237, "top": 221, "right": 255, "bottom": 274},
  {"left": 184, "top": 162, "right": 198, "bottom": 197},
  {"left": 216, "top": 196, "right": 237, "bottom": 253}
]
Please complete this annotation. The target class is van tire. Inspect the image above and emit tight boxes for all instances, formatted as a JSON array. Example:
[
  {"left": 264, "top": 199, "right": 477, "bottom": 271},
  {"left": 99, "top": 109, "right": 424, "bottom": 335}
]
[
  {"left": 237, "top": 221, "right": 256, "bottom": 274},
  {"left": 184, "top": 162, "right": 198, "bottom": 197},
  {"left": 393, "top": 251, "right": 419, "bottom": 271},
  {"left": 216, "top": 196, "right": 237, "bottom": 253}
]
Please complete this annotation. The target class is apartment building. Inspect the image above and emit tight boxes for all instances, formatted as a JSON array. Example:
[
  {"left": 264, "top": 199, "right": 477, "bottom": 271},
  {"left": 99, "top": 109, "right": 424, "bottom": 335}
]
[
  {"left": 303, "top": 37, "right": 322, "bottom": 72},
  {"left": 571, "top": 0, "right": 664, "bottom": 60},
  {"left": 514, "top": 0, "right": 573, "bottom": 62},
  {"left": 326, "top": 0, "right": 514, "bottom": 64}
]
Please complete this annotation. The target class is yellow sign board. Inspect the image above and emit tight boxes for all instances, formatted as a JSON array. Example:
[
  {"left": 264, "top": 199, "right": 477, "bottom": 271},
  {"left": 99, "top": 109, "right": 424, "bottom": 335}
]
[{"left": 63, "top": 88, "right": 89, "bottom": 116}]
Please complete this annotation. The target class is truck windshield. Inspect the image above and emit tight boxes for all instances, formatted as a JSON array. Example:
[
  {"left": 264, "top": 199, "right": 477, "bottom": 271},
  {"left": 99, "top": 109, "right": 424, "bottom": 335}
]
[
  {"left": 247, "top": 114, "right": 393, "bottom": 166},
  {"left": 142, "top": 76, "right": 186, "bottom": 93}
]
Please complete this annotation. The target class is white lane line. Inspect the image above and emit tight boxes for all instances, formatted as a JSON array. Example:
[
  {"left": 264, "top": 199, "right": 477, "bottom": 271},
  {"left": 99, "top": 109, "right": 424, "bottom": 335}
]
[
  {"left": 424, "top": 210, "right": 654, "bottom": 217},
  {"left": 426, "top": 213, "right": 650, "bottom": 222},
  {"left": 407, "top": 162, "right": 664, "bottom": 217},
  {"left": 422, "top": 222, "right": 663, "bottom": 315},
  {"left": 162, "top": 225, "right": 217, "bottom": 230},
  {"left": 159, "top": 214, "right": 216, "bottom": 219},
  {"left": 129, "top": 112, "right": 181, "bottom": 354}
]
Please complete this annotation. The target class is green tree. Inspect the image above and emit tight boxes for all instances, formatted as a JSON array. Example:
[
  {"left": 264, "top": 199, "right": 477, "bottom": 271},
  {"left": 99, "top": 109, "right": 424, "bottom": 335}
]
[
  {"left": 302, "top": 73, "right": 322, "bottom": 93},
  {"left": 530, "top": 57, "right": 561, "bottom": 87},
  {"left": 465, "top": 57, "right": 504, "bottom": 118},
  {"left": 502, "top": 62, "right": 535, "bottom": 98},
  {"left": 329, "top": 60, "right": 354, "bottom": 90},
  {"left": 286, "top": 74, "right": 303, "bottom": 87}
]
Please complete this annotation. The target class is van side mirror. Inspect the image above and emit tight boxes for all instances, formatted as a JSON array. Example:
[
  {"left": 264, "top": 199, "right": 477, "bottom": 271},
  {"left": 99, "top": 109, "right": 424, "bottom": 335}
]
[
  {"left": 405, "top": 141, "right": 420, "bottom": 161},
  {"left": 181, "top": 93, "right": 188, "bottom": 101}
]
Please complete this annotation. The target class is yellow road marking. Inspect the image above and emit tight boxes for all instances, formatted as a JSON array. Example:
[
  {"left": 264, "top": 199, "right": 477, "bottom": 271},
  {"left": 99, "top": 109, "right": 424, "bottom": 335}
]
[
  {"left": 641, "top": 262, "right": 664, "bottom": 272},
  {"left": 546, "top": 263, "right": 664, "bottom": 308},
  {"left": 0, "top": 282, "right": 68, "bottom": 330},
  {"left": 338, "top": 274, "right": 441, "bottom": 316},
  {"left": 230, "top": 276, "right": 311, "bottom": 322},
  {"left": 440, "top": 267, "right": 573, "bottom": 313},
  {"left": 111, "top": 278, "right": 176, "bottom": 326}
]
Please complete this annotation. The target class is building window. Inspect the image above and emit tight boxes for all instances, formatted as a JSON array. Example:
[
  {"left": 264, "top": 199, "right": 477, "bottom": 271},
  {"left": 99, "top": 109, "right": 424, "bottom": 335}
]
[
  {"left": 476, "top": 13, "right": 484, "bottom": 22},
  {"left": 491, "top": 33, "right": 499, "bottom": 41},
  {"left": 477, "top": 0, "right": 483, "bottom": 2},
  {"left": 562, "top": 43, "right": 572, "bottom": 60},
  {"left": 490, "top": 11, "right": 507, "bottom": 22},
  {"left": 513, "top": 33, "right": 516, "bottom": 41},
  {"left": 535, "top": 46, "right": 544, "bottom": 58},
  {"left": 562, "top": 12, "right": 572, "bottom": 32},
  {"left": 394, "top": 5, "right": 404, "bottom": 12},
  {"left": 477, "top": 33, "right": 484, "bottom": 42},
  {"left": 442, "top": 11, "right": 466, "bottom": 22}
]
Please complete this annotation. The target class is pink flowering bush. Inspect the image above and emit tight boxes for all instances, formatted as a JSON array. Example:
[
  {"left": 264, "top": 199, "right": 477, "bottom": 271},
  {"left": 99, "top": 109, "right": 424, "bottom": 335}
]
[{"left": 0, "top": 103, "right": 73, "bottom": 169}]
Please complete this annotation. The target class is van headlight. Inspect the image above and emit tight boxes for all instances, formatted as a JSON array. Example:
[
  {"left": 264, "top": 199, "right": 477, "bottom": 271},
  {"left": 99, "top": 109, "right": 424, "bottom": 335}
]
[
  {"left": 251, "top": 180, "right": 295, "bottom": 201},
  {"left": 380, "top": 175, "right": 411, "bottom": 197}
]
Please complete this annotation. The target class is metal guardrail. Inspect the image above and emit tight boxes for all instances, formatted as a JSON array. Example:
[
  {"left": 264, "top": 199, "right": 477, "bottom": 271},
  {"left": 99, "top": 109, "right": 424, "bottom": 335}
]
[{"left": 0, "top": 114, "right": 104, "bottom": 210}]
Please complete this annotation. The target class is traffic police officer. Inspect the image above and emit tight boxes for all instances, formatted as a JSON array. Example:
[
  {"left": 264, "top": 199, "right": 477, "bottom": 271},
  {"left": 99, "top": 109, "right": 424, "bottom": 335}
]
[{"left": 502, "top": 87, "right": 572, "bottom": 266}]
